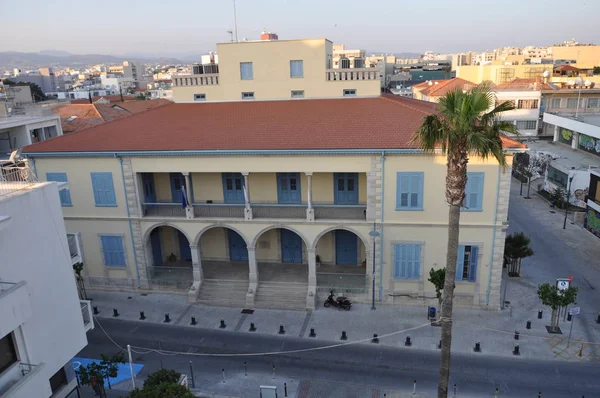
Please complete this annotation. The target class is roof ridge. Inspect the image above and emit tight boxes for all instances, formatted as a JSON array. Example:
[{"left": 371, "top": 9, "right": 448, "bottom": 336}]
[
  {"left": 91, "top": 104, "right": 105, "bottom": 121},
  {"left": 379, "top": 95, "right": 436, "bottom": 116}
]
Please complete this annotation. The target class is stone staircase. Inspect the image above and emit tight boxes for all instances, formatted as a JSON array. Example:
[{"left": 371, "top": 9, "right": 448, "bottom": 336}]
[
  {"left": 196, "top": 279, "right": 249, "bottom": 308},
  {"left": 254, "top": 281, "right": 308, "bottom": 311}
]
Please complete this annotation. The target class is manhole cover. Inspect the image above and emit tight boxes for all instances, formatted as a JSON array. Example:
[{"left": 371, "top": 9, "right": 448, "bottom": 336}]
[
  {"left": 549, "top": 210, "right": 556, "bottom": 214},
  {"left": 141, "top": 293, "right": 148, "bottom": 296},
  {"left": 241, "top": 309, "right": 255, "bottom": 314},
  {"left": 127, "top": 296, "right": 133, "bottom": 299}
]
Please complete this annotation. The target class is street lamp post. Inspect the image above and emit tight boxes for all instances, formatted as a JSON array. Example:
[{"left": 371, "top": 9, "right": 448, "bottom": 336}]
[
  {"left": 369, "top": 223, "right": 380, "bottom": 310},
  {"left": 563, "top": 174, "right": 574, "bottom": 229}
]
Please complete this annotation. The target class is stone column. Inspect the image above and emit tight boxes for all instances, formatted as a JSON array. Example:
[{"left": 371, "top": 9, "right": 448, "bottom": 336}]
[
  {"left": 306, "top": 248, "right": 317, "bottom": 310},
  {"left": 553, "top": 125, "right": 559, "bottom": 142},
  {"left": 305, "top": 172, "right": 314, "bottom": 222},
  {"left": 188, "top": 245, "right": 203, "bottom": 303},
  {"left": 246, "top": 247, "right": 258, "bottom": 307},
  {"left": 571, "top": 132, "right": 579, "bottom": 150},
  {"left": 242, "top": 172, "right": 253, "bottom": 221},
  {"left": 182, "top": 172, "right": 194, "bottom": 219}
]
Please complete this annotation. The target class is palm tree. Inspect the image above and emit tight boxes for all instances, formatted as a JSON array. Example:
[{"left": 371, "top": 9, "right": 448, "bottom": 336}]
[{"left": 413, "top": 84, "right": 516, "bottom": 398}]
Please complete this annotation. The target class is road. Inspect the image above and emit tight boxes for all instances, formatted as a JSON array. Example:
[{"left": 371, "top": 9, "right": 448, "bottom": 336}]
[{"left": 80, "top": 318, "right": 600, "bottom": 397}]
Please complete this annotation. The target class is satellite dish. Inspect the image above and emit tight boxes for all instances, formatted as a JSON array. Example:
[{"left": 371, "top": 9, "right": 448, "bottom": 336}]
[
  {"left": 543, "top": 71, "right": 550, "bottom": 78},
  {"left": 584, "top": 80, "right": 591, "bottom": 86},
  {"left": 575, "top": 77, "right": 583, "bottom": 85}
]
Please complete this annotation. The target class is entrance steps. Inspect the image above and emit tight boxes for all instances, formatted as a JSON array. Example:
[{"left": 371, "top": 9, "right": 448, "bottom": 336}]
[
  {"left": 255, "top": 281, "right": 308, "bottom": 311},
  {"left": 196, "top": 279, "right": 248, "bottom": 308}
]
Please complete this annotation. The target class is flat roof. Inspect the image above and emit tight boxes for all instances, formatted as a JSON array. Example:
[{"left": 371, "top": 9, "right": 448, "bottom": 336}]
[{"left": 526, "top": 140, "right": 600, "bottom": 170}]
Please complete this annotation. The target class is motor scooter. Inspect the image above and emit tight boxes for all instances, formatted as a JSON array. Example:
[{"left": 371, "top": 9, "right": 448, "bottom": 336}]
[{"left": 324, "top": 290, "right": 352, "bottom": 311}]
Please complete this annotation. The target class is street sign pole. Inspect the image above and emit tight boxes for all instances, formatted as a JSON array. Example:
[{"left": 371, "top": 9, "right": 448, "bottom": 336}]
[{"left": 567, "top": 313, "right": 575, "bottom": 348}]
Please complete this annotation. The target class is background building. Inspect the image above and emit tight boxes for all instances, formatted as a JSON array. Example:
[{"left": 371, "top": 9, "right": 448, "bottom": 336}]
[{"left": 0, "top": 161, "right": 92, "bottom": 398}]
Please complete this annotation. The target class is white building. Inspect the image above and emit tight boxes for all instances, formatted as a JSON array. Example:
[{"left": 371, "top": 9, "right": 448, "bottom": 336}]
[
  {"left": 0, "top": 162, "right": 92, "bottom": 398},
  {"left": 0, "top": 105, "right": 63, "bottom": 155},
  {"left": 493, "top": 78, "right": 547, "bottom": 137}
]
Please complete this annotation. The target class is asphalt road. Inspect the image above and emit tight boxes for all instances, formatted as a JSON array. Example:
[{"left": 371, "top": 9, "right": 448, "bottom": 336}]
[{"left": 80, "top": 318, "right": 600, "bottom": 397}]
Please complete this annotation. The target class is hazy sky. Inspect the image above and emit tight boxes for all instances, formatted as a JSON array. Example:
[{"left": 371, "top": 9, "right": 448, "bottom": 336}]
[{"left": 4, "top": 0, "right": 599, "bottom": 56}]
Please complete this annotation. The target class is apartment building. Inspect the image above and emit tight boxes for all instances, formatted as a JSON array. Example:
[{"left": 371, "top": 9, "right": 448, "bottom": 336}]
[
  {"left": 411, "top": 78, "right": 476, "bottom": 102},
  {"left": 0, "top": 104, "right": 63, "bottom": 154},
  {"left": 0, "top": 162, "right": 92, "bottom": 398},
  {"left": 23, "top": 95, "right": 524, "bottom": 311},
  {"left": 171, "top": 37, "right": 381, "bottom": 103}
]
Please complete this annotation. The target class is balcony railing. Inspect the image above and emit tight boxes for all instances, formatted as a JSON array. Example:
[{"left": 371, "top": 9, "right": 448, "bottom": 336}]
[
  {"left": 253, "top": 204, "right": 307, "bottom": 219},
  {"left": 0, "top": 361, "right": 45, "bottom": 397},
  {"left": 326, "top": 68, "right": 379, "bottom": 81},
  {"left": 0, "top": 165, "right": 37, "bottom": 198},
  {"left": 173, "top": 74, "right": 220, "bottom": 87},
  {"left": 193, "top": 204, "right": 244, "bottom": 218},
  {"left": 314, "top": 205, "right": 366, "bottom": 220},
  {"left": 143, "top": 203, "right": 186, "bottom": 217}
]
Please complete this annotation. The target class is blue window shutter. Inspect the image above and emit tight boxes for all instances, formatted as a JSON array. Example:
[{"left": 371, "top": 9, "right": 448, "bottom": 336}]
[
  {"left": 455, "top": 245, "right": 466, "bottom": 281},
  {"left": 465, "top": 172, "right": 484, "bottom": 211},
  {"left": 101, "top": 236, "right": 125, "bottom": 266},
  {"left": 394, "top": 244, "right": 421, "bottom": 279},
  {"left": 469, "top": 246, "right": 479, "bottom": 282},
  {"left": 91, "top": 172, "right": 117, "bottom": 207},
  {"left": 393, "top": 245, "right": 401, "bottom": 278},
  {"left": 46, "top": 172, "right": 72, "bottom": 206},
  {"left": 396, "top": 172, "right": 424, "bottom": 210},
  {"left": 413, "top": 244, "right": 421, "bottom": 279}
]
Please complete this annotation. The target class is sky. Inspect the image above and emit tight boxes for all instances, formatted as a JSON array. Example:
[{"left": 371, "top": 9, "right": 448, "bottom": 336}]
[{"left": 3, "top": 0, "right": 600, "bottom": 56}]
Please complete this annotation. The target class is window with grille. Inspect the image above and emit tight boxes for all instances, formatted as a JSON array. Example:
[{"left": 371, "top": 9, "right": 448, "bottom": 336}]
[
  {"left": 241, "top": 92, "right": 255, "bottom": 100},
  {"left": 566, "top": 98, "right": 582, "bottom": 108},
  {"left": 517, "top": 99, "right": 539, "bottom": 109},
  {"left": 291, "top": 90, "right": 304, "bottom": 98},
  {"left": 551, "top": 98, "right": 561, "bottom": 108},
  {"left": 586, "top": 98, "right": 599, "bottom": 108},
  {"left": 516, "top": 120, "right": 537, "bottom": 130},
  {"left": 343, "top": 89, "right": 356, "bottom": 97},
  {"left": 194, "top": 93, "right": 206, "bottom": 101}
]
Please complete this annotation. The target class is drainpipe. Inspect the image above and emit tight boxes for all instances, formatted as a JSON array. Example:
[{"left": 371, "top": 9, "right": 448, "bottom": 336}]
[
  {"left": 379, "top": 152, "right": 386, "bottom": 301},
  {"left": 117, "top": 155, "right": 141, "bottom": 288},
  {"left": 486, "top": 164, "right": 502, "bottom": 306}
]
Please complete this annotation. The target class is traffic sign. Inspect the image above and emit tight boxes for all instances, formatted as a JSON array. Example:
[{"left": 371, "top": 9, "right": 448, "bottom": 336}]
[{"left": 569, "top": 307, "right": 581, "bottom": 315}]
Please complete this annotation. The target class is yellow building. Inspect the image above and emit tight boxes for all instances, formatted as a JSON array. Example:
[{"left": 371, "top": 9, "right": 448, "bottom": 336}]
[
  {"left": 23, "top": 95, "right": 524, "bottom": 311},
  {"left": 171, "top": 37, "right": 381, "bottom": 103}
]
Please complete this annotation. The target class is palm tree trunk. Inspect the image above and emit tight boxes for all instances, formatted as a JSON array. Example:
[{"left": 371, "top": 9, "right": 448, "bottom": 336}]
[{"left": 438, "top": 204, "right": 461, "bottom": 398}]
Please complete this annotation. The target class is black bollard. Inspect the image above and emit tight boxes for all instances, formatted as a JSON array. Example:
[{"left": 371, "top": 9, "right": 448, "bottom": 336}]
[
  {"left": 164, "top": 313, "right": 170, "bottom": 323},
  {"left": 309, "top": 328, "right": 316, "bottom": 337},
  {"left": 93, "top": 305, "right": 99, "bottom": 315},
  {"left": 113, "top": 308, "right": 119, "bottom": 317},
  {"left": 219, "top": 319, "right": 226, "bottom": 329},
  {"left": 567, "top": 313, "right": 572, "bottom": 322},
  {"left": 474, "top": 341, "right": 481, "bottom": 352},
  {"left": 279, "top": 325, "right": 285, "bottom": 334},
  {"left": 538, "top": 309, "right": 543, "bottom": 319},
  {"left": 284, "top": 382, "right": 288, "bottom": 397},
  {"left": 526, "top": 320, "right": 531, "bottom": 329},
  {"left": 437, "top": 340, "right": 441, "bottom": 349},
  {"left": 249, "top": 322, "right": 256, "bottom": 332},
  {"left": 372, "top": 333, "right": 379, "bottom": 343},
  {"left": 139, "top": 310, "right": 146, "bottom": 320},
  {"left": 513, "top": 344, "right": 520, "bottom": 356},
  {"left": 514, "top": 331, "right": 519, "bottom": 340},
  {"left": 405, "top": 336, "right": 412, "bottom": 347},
  {"left": 597, "top": 313, "right": 600, "bottom": 324},
  {"left": 190, "top": 316, "right": 197, "bottom": 325},
  {"left": 341, "top": 331, "right": 347, "bottom": 340}
]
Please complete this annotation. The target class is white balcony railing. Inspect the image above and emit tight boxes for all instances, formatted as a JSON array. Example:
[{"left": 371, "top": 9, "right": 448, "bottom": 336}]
[
  {"left": 173, "top": 74, "right": 220, "bottom": 87},
  {"left": 326, "top": 68, "right": 379, "bottom": 81},
  {"left": 0, "top": 165, "right": 37, "bottom": 198}
]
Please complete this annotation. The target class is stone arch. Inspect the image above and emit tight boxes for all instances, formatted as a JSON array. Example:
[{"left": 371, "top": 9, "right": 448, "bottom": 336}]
[
  {"left": 312, "top": 226, "right": 369, "bottom": 252},
  {"left": 143, "top": 222, "right": 193, "bottom": 246},
  {"left": 250, "top": 224, "right": 310, "bottom": 250},
  {"left": 193, "top": 223, "right": 250, "bottom": 247}
]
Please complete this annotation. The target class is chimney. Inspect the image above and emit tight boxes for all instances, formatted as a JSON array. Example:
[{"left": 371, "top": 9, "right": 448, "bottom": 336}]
[{"left": 260, "top": 31, "right": 278, "bottom": 41}]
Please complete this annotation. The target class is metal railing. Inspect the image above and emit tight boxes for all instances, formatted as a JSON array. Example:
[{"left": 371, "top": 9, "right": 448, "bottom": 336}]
[
  {"left": 253, "top": 205, "right": 307, "bottom": 219},
  {"left": 326, "top": 68, "right": 379, "bottom": 81},
  {"left": 0, "top": 280, "right": 17, "bottom": 293},
  {"left": 173, "top": 74, "right": 220, "bottom": 87},
  {"left": 0, "top": 165, "right": 37, "bottom": 198},
  {"left": 143, "top": 203, "right": 186, "bottom": 217},
  {"left": 194, "top": 204, "right": 244, "bottom": 218},
  {"left": 19, "top": 362, "right": 38, "bottom": 376},
  {"left": 314, "top": 205, "right": 366, "bottom": 220}
]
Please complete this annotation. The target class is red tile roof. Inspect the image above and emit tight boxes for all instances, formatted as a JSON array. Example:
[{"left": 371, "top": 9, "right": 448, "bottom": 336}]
[
  {"left": 414, "top": 78, "right": 476, "bottom": 97},
  {"left": 24, "top": 95, "right": 524, "bottom": 153},
  {"left": 494, "top": 78, "right": 553, "bottom": 90}
]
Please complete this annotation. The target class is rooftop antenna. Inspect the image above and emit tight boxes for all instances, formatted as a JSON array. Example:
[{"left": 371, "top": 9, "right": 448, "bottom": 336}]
[
  {"left": 227, "top": 30, "right": 234, "bottom": 42},
  {"left": 233, "top": 0, "right": 239, "bottom": 42}
]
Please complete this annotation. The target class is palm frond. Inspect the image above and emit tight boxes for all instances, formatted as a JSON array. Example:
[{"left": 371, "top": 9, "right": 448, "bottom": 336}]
[{"left": 412, "top": 114, "right": 447, "bottom": 153}]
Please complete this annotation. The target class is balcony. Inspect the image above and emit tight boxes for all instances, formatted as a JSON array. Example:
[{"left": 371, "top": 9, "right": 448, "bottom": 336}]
[
  {"left": 67, "top": 233, "right": 82, "bottom": 265},
  {"left": 173, "top": 74, "right": 220, "bottom": 87},
  {"left": 0, "top": 362, "right": 46, "bottom": 398},
  {"left": 80, "top": 300, "right": 94, "bottom": 332},
  {"left": 0, "top": 281, "right": 32, "bottom": 338},
  {"left": 326, "top": 68, "right": 379, "bottom": 81}
]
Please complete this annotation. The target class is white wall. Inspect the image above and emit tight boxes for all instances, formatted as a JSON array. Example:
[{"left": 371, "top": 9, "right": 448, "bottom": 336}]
[{"left": 0, "top": 182, "right": 88, "bottom": 398}]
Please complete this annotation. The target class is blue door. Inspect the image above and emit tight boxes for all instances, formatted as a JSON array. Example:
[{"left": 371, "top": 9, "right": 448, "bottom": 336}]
[
  {"left": 222, "top": 173, "right": 244, "bottom": 203},
  {"left": 170, "top": 173, "right": 184, "bottom": 203},
  {"left": 335, "top": 230, "right": 358, "bottom": 265},
  {"left": 281, "top": 229, "right": 303, "bottom": 263},
  {"left": 141, "top": 173, "right": 156, "bottom": 203},
  {"left": 228, "top": 229, "right": 248, "bottom": 261},
  {"left": 334, "top": 173, "right": 359, "bottom": 205},
  {"left": 277, "top": 173, "right": 301, "bottom": 204},
  {"left": 150, "top": 229, "right": 163, "bottom": 265},
  {"left": 177, "top": 230, "right": 192, "bottom": 261}
]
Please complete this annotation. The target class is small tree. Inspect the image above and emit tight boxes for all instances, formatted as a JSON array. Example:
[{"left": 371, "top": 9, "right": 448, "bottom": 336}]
[
  {"left": 73, "top": 261, "right": 87, "bottom": 300},
  {"left": 513, "top": 152, "right": 529, "bottom": 195},
  {"left": 550, "top": 186, "right": 567, "bottom": 209},
  {"left": 428, "top": 268, "right": 445, "bottom": 306},
  {"left": 593, "top": 66, "right": 600, "bottom": 75},
  {"left": 128, "top": 369, "right": 194, "bottom": 398},
  {"left": 504, "top": 233, "right": 534, "bottom": 277},
  {"left": 76, "top": 353, "right": 125, "bottom": 397},
  {"left": 537, "top": 283, "right": 578, "bottom": 332}
]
